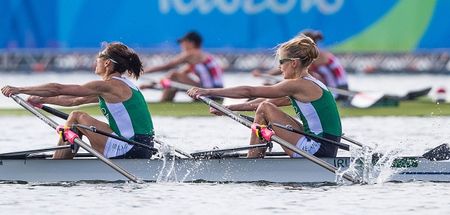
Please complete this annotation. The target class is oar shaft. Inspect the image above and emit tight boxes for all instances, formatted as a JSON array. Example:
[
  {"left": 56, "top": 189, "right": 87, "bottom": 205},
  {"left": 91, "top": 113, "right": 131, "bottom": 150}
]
[
  {"left": 42, "top": 105, "right": 69, "bottom": 120},
  {"left": 10, "top": 95, "right": 139, "bottom": 183},
  {"left": 341, "top": 135, "right": 364, "bottom": 148},
  {"left": 191, "top": 143, "right": 269, "bottom": 158},
  {"left": 0, "top": 145, "right": 71, "bottom": 157}
]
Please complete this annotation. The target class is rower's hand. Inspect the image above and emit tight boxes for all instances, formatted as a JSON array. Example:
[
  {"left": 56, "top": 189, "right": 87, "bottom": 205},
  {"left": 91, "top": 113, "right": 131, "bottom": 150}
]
[
  {"left": 1, "top": 85, "right": 20, "bottom": 97},
  {"left": 187, "top": 87, "right": 208, "bottom": 99},
  {"left": 27, "top": 96, "right": 44, "bottom": 107}
]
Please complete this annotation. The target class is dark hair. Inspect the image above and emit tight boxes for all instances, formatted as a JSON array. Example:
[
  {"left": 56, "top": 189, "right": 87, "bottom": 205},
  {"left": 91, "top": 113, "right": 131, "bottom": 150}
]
[
  {"left": 301, "top": 30, "right": 324, "bottom": 43},
  {"left": 177, "top": 31, "right": 202, "bottom": 48},
  {"left": 99, "top": 42, "right": 143, "bottom": 79}
]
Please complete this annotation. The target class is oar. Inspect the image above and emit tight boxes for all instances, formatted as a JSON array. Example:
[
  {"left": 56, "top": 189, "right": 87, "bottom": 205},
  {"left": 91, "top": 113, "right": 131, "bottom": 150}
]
[
  {"left": 165, "top": 80, "right": 358, "bottom": 183},
  {"left": 10, "top": 95, "right": 140, "bottom": 182},
  {"left": 38, "top": 103, "right": 193, "bottom": 158},
  {"left": 190, "top": 143, "right": 270, "bottom": 158},
  {"left": 0, "top": 145, "right": 71, "bottom": 158}
]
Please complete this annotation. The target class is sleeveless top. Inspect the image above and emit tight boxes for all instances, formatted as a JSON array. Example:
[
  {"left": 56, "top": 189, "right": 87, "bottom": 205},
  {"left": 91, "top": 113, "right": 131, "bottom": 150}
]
[
  {"left": 190, "top": 55, "right": 223, "bottom": 88},
  {"left": 98, "top": 76, "right": 154, "bottom": 139},
  {"left": 289, "top": 75, "right": 342, "bottom": 138}
]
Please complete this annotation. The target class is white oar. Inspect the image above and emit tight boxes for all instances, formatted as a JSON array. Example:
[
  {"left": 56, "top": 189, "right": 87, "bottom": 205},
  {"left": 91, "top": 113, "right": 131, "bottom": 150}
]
[
  {"left": 10, "top": 95, "right": 140, "bottom": 183},
  {"left": 164, "top": 80, "right": 359, "bottom": 183}
]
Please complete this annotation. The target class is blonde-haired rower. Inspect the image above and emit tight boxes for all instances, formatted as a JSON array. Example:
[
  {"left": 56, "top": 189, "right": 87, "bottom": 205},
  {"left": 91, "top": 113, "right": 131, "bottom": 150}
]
[{"left": 187, "top": 35, "right": 342, "bottom": 158}]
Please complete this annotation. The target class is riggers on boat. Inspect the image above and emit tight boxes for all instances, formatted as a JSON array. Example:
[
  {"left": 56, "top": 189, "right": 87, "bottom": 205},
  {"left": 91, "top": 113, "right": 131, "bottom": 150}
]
[{"left": 0, "top": 153, "right": 450, "bottom": 183}]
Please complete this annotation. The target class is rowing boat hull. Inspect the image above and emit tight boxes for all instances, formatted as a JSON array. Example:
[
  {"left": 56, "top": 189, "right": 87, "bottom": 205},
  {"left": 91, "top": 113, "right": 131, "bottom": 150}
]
[{"left": 1, "top": 157, "right": 449, "bottom": 183}]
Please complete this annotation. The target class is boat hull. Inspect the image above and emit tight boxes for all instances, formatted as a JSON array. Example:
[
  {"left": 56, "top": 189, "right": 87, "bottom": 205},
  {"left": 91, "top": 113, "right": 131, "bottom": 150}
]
[{"left": 0, "top": 157, "right": 449, "bottom": 183}]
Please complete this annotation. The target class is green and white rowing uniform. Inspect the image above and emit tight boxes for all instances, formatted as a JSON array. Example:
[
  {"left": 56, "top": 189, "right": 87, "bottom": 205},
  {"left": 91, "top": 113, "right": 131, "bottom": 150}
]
[
  {"left": 99, "top": 76, "right": 154, "bottom": 158},
  {"left": 289, "top": 75, "right": 342, "bottom": 157}
]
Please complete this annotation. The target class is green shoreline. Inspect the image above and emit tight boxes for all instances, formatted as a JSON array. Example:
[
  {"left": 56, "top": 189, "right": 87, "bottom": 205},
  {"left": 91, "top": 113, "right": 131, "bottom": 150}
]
[{"left": 1, "top": 100, "right": 449, "bottom": 117}]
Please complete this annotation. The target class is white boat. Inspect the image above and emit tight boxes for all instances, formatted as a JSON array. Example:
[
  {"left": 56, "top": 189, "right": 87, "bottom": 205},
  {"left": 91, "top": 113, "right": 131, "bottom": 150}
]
[{"left": 1, "top": 154, "right": 450, "bottom": 183}]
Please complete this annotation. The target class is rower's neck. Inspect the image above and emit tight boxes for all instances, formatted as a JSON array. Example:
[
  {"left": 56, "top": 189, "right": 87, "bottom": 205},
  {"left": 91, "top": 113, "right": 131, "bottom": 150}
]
[
  {"left": 103, "top": 72, "right": 121, "bottom": 81},
  {"left": 296, "top": 69, "right": 309, "bottom": 79}
]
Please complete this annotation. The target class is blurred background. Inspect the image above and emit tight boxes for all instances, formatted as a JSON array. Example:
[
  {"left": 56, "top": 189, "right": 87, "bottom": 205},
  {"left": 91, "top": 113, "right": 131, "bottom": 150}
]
[{"left": 1, "top": 0, "right": 449, "bottom": 73}]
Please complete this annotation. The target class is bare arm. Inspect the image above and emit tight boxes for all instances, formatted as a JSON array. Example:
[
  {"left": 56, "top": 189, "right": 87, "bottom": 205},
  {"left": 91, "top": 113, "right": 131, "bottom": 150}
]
[
  {"left": 2, "top": 80, "right": 113, "bottom": 100},
  {"left": 144, "top": 53, "right": 188, "bottom": 73},
  {"left": 29, "top": 95, "right": 98, "bottom": 107},
  {"left": 227, "top": 97, "right": 291, "bottom": 111},
  {"left": 252, "top": 68, "right": 282, "bottom": 77},
  {"left": 188, "top": 80, "right": 299, "bottom": 99}
]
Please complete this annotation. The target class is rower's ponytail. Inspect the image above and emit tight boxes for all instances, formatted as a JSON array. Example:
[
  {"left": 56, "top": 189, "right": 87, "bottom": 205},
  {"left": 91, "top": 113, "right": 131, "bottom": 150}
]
[{"left": 126, "top": 52, "right": 143, "bottom": 79}]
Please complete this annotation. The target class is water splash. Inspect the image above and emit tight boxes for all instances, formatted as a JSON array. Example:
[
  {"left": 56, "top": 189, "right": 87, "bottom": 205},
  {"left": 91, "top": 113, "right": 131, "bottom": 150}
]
[
  {"left": 337, "top": 144, "right": 404, "bottom": 184},
  {"left": 155, "top": 142, "right": 178, "bottom": 183}
]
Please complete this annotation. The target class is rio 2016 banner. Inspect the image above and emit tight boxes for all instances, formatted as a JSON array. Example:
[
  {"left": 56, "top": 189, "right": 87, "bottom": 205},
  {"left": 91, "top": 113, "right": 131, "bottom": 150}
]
[{"left": 0, "top": 0, "right": 448, "bottom": 52}]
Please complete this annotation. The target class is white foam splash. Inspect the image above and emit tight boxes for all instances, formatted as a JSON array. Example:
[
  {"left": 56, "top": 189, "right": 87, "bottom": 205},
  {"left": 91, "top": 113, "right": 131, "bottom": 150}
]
[
  {"left": 337, "top": 144, "right": 405, "bottom": 184},
  {"left": 155, "top": 142, "right": 178, "bottom": 183}
]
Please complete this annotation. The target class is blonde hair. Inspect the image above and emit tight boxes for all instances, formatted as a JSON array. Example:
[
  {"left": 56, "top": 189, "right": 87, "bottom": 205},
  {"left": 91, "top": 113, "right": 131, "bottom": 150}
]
[{"left": 276, "top": 34, "right": 319, "bottom": 67}]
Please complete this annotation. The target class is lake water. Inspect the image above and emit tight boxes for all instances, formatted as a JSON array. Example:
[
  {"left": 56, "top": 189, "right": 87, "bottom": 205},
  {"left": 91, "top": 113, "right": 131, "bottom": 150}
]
[{"left": 1, "top": 72, "right": 450, "bottom": 214}]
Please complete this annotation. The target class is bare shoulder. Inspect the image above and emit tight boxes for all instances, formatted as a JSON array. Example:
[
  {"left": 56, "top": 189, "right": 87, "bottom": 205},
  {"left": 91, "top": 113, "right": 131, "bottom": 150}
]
[{"left": 83, "top": 79, "right": 115, "bottom": 92}]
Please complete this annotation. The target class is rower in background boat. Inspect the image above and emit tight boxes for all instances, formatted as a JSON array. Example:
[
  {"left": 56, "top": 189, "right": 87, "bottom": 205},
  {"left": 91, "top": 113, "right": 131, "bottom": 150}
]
[
  {"left": 140, "top": 31, "right": 224, "bottom": 102},
  {"left": 252, "top": 29, "right": 350, "bottom": 102},
  {"left": 1, "top": 42, "right": 155, "bottom": 160},
  {"left": 188, "top": 34, "right": 342, "bottom": 158}
]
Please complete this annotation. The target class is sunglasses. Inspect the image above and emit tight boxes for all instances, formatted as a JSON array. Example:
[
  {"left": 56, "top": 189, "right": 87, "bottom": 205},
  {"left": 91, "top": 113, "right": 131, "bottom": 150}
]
[{"left": 279, "top": 58, "right": 299, "bottom": 65}]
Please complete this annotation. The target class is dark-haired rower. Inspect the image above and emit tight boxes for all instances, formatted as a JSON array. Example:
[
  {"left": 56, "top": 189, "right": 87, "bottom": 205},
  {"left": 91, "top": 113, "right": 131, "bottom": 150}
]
[
  {"left": 1, "top": 42, "right": 155, "bottom": 159},
  {"left": 140, "top": 31, "right": 223, "bottom": 102}
]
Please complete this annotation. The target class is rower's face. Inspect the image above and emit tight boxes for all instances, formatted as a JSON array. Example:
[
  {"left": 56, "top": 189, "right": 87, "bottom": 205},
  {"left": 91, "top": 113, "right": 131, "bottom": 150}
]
[
  {"left": 179, "top": 40, "right": 192, "bottom": 51},
  {"left": 95, "top": 57, "right": 108, "bottom": 76},
  {"left": 278, "top": 51, "right": 295, "bottom": 79}
]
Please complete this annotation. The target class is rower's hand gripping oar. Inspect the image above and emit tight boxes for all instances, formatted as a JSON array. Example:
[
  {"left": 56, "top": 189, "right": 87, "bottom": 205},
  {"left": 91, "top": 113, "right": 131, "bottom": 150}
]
[
  {"left": 10, "top": 95, "right": 140, "bottom": 183},
  {"left": 163, "top": 80, "right": 359, "bottom": 183}
]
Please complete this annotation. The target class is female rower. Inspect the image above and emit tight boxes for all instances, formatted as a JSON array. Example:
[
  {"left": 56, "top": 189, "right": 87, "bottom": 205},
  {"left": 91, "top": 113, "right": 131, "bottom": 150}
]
[
  {"left": 140, "top": 31, "right": 224, "bottom": 102},
  {"left": 187, "top": 35, "right": 342, "bottom": 158},
  {"left": 1, "top": 42, "right": 155, "bottom": 159}
]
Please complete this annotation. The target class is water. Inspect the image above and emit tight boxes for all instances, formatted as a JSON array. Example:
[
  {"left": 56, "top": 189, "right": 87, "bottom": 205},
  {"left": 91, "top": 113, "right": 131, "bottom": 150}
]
[{"left": 1, "top": 116, "right": 450, "bottom": 214}]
